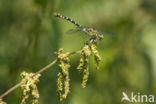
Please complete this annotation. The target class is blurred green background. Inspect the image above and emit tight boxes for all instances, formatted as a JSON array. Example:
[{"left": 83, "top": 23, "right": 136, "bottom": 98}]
[{"left": 0, "top": 0, "right": 156, "bottom": 104}]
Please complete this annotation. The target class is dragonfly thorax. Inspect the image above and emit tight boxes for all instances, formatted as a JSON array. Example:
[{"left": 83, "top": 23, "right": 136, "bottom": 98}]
[{"left": 82, "top": 27, "right": 103, "bottom": 40}]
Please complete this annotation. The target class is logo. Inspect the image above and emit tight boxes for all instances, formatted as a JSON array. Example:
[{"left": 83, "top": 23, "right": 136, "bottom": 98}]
[{"left": 121, "top": 92, "right": 155, "bottom": 103}]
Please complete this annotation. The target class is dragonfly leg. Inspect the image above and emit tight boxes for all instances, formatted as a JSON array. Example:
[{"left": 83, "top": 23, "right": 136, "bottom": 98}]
[
  {"left": 85, "top": 38, "right": 95, "bottom": 45},
  {"left": 85, "top": 40, "right": 90, "bottom": 45}
]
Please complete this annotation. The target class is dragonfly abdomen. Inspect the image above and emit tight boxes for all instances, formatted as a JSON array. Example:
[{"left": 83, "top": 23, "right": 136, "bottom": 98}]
[{"left": 54, "top": 13, "right": 82, "bottom": 28}]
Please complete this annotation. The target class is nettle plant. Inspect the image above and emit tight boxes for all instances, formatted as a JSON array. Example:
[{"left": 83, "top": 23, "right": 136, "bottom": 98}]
[{"left": 0, "top": 13, "right": 104, "bottom": 104}]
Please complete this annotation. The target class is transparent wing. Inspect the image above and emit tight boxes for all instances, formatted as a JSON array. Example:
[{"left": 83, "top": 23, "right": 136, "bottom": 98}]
[
  {"left": 99, "top": 30, "right": 114, "bottom": 36},
  {"left": 66, "top": 28, "right": 81, "bottom": 35},
  {"left": 96, "top": 29, "right": 114, "bottom": 36}
]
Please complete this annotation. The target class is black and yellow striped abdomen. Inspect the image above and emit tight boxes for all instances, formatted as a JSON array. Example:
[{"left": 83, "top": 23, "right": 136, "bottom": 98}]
[{"left": 54, "top": 13, "right": 82, "bottom": 28}]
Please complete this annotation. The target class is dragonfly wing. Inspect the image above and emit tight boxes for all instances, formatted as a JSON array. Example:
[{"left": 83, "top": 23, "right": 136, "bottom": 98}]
[
  {"left": 98, "top": 30, "right": 114, "bottom": 36},
  {"left": 102, "top": 31, "right": 114, "bottom": 36},
  {"left": 66, "top": 28, "right": 81, "bottom": 35}
]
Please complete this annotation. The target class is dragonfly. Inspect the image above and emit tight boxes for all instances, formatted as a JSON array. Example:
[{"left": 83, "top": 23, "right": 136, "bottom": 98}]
[{"left": 54, "top": 12, "right": 112, "bottom": 42}]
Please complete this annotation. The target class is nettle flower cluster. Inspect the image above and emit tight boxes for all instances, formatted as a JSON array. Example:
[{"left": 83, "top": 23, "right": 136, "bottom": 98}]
[
  {"left": 55, "top": 38, "right": 102, "bottom": 101},
  {"left": 20, "top": 72, "right": 41, "bottom": 104},
  {"left": 19, "top": 38, "right": 102, "bottom": 103},
  {"left": 17, "top": 38, "right": 102, "bottom": 103}
]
